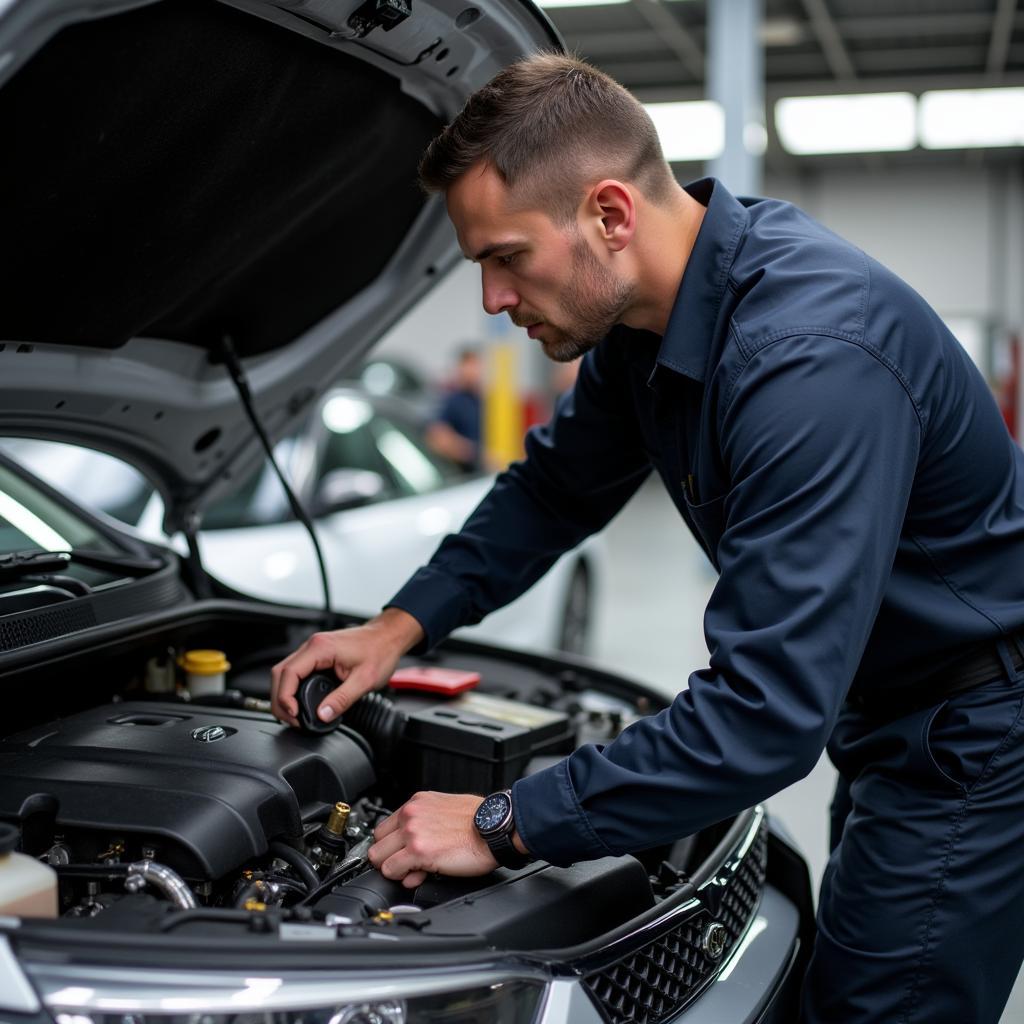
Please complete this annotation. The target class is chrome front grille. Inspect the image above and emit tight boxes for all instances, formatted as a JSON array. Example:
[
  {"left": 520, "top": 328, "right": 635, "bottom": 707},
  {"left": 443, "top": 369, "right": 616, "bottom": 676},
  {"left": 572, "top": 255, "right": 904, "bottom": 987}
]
[{"left": 583, "top": 818, "right": 768, "bottom": 1024}]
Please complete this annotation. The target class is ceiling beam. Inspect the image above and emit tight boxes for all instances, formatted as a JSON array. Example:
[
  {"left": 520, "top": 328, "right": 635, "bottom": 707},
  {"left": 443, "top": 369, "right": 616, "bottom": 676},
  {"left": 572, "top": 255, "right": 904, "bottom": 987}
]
[
  {"left": 559, "top": 11, "right": 1024, "bottom": 58},
  {"left": 852, "top": 44, "right": 989, "bottom": 74},
  {"left": 987, "top": 0, "right": 1018, "bottom": 76},
  {"left": 836, "top": 12, "right": 1017, "bottom": 39},
  {"left": 798, "top": 0, "right": 856, "bottom": 80},
  {"left": 625, "top": 70, "right": 1024, "bottom": 105},
  {"left": 628, "top": 0, "right": 704, "bottom": 81},
  {"left": 573, "top": 28, "right": 681, "bottom": 59}
]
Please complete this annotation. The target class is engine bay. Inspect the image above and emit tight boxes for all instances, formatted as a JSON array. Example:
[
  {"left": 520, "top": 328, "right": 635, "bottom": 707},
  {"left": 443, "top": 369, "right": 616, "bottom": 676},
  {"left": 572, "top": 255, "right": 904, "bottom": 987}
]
[{"left": 0, "top": 611, "right": 729, "bottom": 950}]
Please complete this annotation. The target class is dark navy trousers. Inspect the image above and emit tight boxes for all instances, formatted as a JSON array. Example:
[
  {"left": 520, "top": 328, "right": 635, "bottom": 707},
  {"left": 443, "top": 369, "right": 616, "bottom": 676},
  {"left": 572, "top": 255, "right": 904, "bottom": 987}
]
[{"left": 801, "top": 643, "right": 1024, "bottom": 1023}]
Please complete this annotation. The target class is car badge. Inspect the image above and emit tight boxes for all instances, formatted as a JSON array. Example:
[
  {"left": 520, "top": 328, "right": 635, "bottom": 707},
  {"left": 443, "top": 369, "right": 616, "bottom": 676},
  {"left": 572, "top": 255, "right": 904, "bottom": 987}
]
[
  {"left": 191, "top": 725, "right": 229, "bottom": 743},
  {"left": 702, "top": 921, "right": 728, "bottom": 961}
]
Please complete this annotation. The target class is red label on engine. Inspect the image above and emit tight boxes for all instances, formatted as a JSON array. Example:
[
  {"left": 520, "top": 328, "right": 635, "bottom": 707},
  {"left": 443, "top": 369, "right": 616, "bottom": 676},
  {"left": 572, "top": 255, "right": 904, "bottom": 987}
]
[{"left": 388, "top": 666, "right": 481, "bottom": 694}]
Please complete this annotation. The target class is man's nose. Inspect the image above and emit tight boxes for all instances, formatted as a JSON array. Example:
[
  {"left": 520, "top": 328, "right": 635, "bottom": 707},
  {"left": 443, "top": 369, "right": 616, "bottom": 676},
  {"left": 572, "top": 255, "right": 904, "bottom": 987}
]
[{"left": 481, "top": 270, "right": 518, "bottom": 316}]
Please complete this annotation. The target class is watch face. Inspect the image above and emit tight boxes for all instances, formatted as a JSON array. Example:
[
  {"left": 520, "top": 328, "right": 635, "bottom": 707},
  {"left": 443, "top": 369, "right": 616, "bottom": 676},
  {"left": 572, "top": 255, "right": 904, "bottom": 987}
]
[{"left": 474, "top": 792, "right": 512, "bottom": 834}]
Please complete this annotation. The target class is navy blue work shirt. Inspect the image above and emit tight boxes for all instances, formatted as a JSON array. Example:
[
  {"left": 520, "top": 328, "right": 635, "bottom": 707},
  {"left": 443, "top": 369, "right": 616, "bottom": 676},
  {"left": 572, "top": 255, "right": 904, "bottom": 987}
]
[
  {"left": 435, "top": 388, "right": 482, "bottom": 446},
  {"left": 388, "top": 178, "right": 1024, "bottom": 866}
]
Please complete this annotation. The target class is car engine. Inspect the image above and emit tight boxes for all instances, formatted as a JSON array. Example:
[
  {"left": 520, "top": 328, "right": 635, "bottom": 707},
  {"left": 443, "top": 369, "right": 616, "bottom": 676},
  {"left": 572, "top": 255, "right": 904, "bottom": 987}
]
[
  {"left": 0, "top": 702, "right": 377, "bottom": 882},
  {"left": 0, "top": 660, "right": 671, "bottom": 941}
]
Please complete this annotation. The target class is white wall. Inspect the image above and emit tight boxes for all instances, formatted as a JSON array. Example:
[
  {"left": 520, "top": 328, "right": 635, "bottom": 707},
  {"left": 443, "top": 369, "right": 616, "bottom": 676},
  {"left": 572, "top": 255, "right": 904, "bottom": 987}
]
[
  {"left": 375, "top": 260, "right": 485, "bottom": 382},
  {"left": 766, "top": 163, "right": 1024, "bottom": 345},
  {"left": 376, "top": 255, "right": 552, "bottom": 397}
]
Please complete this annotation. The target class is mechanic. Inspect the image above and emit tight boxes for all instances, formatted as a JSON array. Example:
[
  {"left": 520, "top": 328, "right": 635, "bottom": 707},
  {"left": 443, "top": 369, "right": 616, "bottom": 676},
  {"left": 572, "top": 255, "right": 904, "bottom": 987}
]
[
  {"left": 272, "top": 54, "right": 1024, "bottom": 1023},
  {"left": 423, "top": 346, "right": 484, "bottom": 471}
]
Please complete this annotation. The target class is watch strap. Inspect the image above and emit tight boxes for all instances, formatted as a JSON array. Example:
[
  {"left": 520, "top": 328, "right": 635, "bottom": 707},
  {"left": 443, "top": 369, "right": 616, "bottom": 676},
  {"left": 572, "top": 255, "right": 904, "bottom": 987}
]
[{"left": 484, "top": 828, "right": 532, "bottom": 870}]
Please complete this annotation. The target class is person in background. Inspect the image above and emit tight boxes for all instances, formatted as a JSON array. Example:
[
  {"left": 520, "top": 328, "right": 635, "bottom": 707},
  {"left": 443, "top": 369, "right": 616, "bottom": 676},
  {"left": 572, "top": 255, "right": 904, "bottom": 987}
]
[{"left": 424, "top": 346, "right": 483, "bottom": 472}]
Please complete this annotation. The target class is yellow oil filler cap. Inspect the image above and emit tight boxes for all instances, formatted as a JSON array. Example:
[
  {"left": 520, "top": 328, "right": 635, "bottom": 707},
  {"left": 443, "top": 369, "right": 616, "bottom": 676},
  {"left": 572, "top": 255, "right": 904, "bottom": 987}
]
[{"left": 179, "top": 649, "right": 230, "bottom": 697}]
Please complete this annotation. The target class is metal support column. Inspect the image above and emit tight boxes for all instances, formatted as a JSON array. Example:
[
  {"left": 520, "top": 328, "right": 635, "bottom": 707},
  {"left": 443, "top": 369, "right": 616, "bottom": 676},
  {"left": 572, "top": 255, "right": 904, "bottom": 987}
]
[{"left": 707, "top": 0, "right": 765, "bottom": 197}]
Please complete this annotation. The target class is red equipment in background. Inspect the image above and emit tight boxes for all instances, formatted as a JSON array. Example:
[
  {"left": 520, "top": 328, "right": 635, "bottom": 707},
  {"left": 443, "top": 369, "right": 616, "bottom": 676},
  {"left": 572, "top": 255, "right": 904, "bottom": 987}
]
[{"left": 996, "top": 333, "right": 1021, "bottom": 440}]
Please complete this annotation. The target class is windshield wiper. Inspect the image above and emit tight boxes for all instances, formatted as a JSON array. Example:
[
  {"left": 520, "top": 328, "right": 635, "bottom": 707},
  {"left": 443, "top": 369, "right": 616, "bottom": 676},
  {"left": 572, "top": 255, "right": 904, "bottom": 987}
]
[{"left": 0, "top": 548, "right": 164, "bottom": 583}]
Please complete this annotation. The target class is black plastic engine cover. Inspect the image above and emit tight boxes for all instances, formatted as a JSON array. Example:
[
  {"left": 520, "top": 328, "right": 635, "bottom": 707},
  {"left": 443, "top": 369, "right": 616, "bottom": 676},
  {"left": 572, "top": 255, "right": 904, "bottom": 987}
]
[
  {"left": 0, "top": 702, "right": 375, "bottom": 879},
  {"left": 413, "top": 856, "right": 657, "bottom": 949}
]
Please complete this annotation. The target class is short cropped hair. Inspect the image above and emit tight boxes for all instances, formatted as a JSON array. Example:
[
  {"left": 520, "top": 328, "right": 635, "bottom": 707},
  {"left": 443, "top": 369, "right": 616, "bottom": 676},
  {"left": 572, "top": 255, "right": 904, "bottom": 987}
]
[{"left": 419, "top": 53, "right": 676, "bottom": 222}]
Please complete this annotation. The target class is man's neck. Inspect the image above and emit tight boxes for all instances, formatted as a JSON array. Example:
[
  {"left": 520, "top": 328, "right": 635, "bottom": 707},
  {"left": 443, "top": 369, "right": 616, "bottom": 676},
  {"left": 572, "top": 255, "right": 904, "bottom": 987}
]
[{"left": 621, "top": 189, "right": 707, "bottom": 337}]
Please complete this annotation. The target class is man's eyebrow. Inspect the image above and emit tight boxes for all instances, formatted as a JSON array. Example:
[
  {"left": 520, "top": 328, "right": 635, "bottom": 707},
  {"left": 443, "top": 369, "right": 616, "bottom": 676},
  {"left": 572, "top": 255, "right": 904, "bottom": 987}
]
[{"left": 464, "top": 241, "right": 526, "bottom": 262}]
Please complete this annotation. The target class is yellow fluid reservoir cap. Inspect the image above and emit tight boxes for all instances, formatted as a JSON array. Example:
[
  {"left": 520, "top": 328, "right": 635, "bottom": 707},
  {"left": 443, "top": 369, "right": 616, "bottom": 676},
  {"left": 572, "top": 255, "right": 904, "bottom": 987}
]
[{"left": 178, "top": 649, "right": 231, "bottom": 675}]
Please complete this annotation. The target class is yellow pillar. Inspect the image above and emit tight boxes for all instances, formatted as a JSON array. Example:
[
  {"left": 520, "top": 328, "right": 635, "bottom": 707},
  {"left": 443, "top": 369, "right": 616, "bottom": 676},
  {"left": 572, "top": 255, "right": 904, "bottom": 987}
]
[{"left": 484, "top": 343, "right": 523, "bottom": 469}]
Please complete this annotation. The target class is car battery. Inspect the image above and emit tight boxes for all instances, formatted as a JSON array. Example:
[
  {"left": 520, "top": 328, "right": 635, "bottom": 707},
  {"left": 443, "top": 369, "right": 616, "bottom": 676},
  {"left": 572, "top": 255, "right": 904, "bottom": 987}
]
[{"left": 395, "top": 692, "right": 575, "bottom": 795}]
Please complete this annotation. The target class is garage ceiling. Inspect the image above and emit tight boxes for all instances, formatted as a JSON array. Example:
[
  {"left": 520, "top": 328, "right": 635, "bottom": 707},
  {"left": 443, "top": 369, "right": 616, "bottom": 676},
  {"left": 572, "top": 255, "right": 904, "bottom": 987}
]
[{"left": 542, "top": 0, "right": 1024, "bottom": 168}]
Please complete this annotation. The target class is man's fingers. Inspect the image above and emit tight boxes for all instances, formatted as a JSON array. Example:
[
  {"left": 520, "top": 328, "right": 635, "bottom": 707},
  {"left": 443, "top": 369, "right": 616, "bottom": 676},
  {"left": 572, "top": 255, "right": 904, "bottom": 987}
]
[
  {"left": 402, "top": 870, "right": 427, "bottom": 889},
  {"left": 367, "top": 829, "right": 404, "bottom": 869},
  {"left": 380, "top": 846, "right": 430, "bottom": 882},
  {"left": 373, "top": 811, "right": 400, "bottom": 841},
  {"left": 317, "top": 666, "right": 379, "bottom": 722},
  {"left": 270, "top": 634, "right": 346, "bottom": 724},
  {"left": 270, "top": 661, "right": 300, "bottom": 726},
  {"left": 270, "top": 616, "right": 414, "bottom": 729}
]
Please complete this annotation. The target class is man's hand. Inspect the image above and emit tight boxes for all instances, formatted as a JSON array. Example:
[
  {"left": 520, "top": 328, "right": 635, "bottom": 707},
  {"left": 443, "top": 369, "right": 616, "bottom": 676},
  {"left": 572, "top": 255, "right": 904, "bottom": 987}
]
[
  {"left": 270, "top": 608, "right": 424, "bottom": 727},
  {"left": 368, "top": 792, "right": 498, "bottom": 889}
]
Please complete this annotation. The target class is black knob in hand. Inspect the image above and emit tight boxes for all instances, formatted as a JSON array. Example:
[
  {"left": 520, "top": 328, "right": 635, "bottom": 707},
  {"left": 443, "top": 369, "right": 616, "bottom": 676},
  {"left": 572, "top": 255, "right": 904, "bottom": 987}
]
[{"left": 295, "top": 673, "right": 339, "bottom": 734}]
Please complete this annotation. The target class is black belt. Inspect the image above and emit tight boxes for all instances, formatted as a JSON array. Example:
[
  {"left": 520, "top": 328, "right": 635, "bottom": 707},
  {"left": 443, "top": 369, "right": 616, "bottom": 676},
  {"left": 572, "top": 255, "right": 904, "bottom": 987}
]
[{"left": 849, "top": 630, "right": 1024, "bottom": 719}]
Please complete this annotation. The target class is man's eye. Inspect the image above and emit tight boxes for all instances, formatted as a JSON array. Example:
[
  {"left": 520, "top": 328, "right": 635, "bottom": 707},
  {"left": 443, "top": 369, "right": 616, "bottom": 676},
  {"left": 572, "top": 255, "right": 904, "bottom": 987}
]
[{"left": 498, "top": 253, "right": 518, "bottom": 267}]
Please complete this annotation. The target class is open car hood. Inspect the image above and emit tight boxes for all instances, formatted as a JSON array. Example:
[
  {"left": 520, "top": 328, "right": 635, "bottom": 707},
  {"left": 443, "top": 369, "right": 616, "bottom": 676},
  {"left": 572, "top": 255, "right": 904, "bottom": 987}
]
[{"left": 0, "top": 0, "right": 557, "bottom": 531}]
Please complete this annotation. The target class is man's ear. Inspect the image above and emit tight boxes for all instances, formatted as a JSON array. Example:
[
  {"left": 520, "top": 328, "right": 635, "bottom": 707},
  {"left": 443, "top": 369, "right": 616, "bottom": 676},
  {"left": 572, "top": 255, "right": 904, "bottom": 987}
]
[{"left": 584, "top": 180, "right": 636, "bottom": 253}]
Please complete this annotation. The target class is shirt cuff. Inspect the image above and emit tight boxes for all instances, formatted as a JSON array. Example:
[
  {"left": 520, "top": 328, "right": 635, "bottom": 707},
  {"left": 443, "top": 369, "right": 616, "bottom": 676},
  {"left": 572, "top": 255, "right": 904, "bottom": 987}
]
[
  {"left": 384, "top": 566, "right": 474, "bottom": 654},
  {"left": 512, "top": 755, "right": 614, "bottom": 867}
]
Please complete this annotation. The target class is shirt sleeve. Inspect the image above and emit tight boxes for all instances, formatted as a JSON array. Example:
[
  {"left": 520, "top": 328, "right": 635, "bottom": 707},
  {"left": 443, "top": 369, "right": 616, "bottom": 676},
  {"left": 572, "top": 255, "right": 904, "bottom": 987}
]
[
  {"left": 514, "top": 335, "right": 923, "bottom": 865},
  {"left": 386, "top": 335, "right": 652, "bottom": 650}
]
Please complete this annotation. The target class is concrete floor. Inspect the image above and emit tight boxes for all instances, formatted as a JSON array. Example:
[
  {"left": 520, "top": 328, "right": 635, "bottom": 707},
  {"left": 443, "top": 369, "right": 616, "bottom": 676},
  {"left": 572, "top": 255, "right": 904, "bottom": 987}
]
[{"left": 592, "top": 476, "right": 1024, "bottom": 1023}]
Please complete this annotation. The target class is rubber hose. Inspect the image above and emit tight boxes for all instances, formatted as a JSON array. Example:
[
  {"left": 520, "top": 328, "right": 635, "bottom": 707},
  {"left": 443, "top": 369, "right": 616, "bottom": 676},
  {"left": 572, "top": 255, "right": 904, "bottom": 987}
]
[
  {"left": 268, "top": 841, "right": 319, "bottom": 892},
  {"left": 345, "top": 691, "right": 406, "bottom": 765},
  {"left": 234, "top": 881, "right": 263, "bottom": 908}
]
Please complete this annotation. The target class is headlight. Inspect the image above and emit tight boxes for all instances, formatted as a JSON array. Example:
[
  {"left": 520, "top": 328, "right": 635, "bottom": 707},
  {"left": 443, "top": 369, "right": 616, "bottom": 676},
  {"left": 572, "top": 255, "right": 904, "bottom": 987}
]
[{"left": 42, "top": 971, "right": 545, "bottom": 1024}]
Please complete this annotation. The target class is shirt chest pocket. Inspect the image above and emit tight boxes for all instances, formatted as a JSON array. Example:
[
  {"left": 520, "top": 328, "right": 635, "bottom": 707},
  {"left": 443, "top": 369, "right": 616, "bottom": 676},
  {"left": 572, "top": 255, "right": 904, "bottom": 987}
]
[{"left": 683, "top": 490, "right": 727, "bottom": 568}]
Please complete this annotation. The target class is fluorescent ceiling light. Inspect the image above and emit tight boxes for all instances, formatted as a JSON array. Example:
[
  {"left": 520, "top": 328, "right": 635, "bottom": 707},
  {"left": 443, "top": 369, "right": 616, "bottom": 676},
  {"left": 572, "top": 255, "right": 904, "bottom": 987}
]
[
  {"left": 919, "top": 88, "right": 1024, "bottom": 149},
  {"left": 775, "top": 92, "right": 917, "bottom": 155},
  {"left": 538, "top": 0, "right": 628, "bottom": 8},
  {"left": 760, "top": 17, "right": 805, "bottom": 47},
  {"left": 643, "top": 101, "right": 724, "bottom": 162}
]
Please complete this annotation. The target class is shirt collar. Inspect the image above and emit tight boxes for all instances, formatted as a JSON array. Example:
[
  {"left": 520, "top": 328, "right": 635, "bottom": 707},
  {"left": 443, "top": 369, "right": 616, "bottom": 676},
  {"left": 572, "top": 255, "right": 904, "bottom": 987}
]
[{"left": 655, "top": 178, "right": 750, "bottom": 383}]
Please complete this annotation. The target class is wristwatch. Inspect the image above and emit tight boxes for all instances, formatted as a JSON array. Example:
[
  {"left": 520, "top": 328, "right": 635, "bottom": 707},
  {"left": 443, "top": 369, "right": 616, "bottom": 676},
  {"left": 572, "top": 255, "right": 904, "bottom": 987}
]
[{"left": 473, "top": 789, "right": 532, "bottom": 869}]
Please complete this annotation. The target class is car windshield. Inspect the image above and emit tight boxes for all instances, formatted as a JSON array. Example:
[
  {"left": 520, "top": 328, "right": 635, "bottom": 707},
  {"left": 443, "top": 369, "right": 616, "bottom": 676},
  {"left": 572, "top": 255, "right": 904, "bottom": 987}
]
[
  {"left": 0, "top": 459, "right": 132, "bottom": 598},
  {"left": 201, "top": 396, "right": 464, "bottom": 530},
  {"left": 0, "top": 394, "right": 466, "bottom": 535},
  {"left": 0, "top": 439, "right": 154, "bottom": 528},
  {"left": 0, "top": 461, "right": 121, "bottom": 557}
]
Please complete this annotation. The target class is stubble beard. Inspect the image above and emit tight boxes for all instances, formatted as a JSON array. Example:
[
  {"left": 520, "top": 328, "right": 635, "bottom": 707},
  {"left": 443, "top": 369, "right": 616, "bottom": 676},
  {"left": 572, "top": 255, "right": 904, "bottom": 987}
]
[{"left": 516, "top": 237, "right": 635, "bottom": 364}]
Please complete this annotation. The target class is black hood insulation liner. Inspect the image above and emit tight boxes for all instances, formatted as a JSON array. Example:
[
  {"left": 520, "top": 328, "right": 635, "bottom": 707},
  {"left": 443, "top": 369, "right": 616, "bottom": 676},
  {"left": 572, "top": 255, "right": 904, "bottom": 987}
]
[{"left": 0, "top": 0, "right": 440, "bottom": 356}]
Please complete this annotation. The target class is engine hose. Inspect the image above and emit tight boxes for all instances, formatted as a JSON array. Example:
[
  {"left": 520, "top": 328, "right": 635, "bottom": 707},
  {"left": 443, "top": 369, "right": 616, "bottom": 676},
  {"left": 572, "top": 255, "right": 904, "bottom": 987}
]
[
  {"left": 268, "top": 841, "right": 319, "bottom": 892},
  {"left": 234, "top": 881, "right": 264, "bottom": 908},
  {"left": 298, "top": 835, "right": 374, "bottom": 907},
  {"left": 233, "top": 876, "right": 306, "bottom": 907},
  {"left": 345, "top": 692, "right": 406, "bottom": 765},
  {"left": 126, "top": 860, "right": 197, "bottom": 909}
]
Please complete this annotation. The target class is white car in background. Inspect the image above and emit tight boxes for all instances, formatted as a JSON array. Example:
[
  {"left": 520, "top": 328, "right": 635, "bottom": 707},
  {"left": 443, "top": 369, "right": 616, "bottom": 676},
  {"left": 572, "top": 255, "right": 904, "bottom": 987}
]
[{"left": 1, "top": 386, "right": 602, "bottom": 656}]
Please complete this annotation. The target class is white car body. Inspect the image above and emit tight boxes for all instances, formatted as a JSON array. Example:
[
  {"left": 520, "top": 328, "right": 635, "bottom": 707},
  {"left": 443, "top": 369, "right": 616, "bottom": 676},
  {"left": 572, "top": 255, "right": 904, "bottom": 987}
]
[
  {"left": 3, "top": 402, "right": 605, "bottom": 655},
  {"left": 181, "top": 478, "right": 601, "bottom": 653}
]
